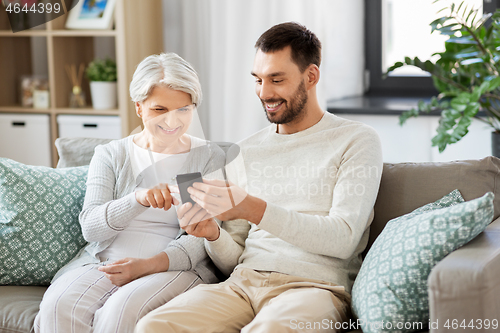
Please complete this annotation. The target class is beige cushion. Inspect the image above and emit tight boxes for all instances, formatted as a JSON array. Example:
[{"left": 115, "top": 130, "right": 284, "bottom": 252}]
[
  {"left": 368, "top": 156, "right": 500, "bottom": 252},
  {"left": 55, "top": 137, "right": 113, "bottom": 168},
  {"left": 0, "top": 286, "right": 47, "bottom": 333},
  {"left": 55, "top": 137, "right": 236, "bottom": 168}
]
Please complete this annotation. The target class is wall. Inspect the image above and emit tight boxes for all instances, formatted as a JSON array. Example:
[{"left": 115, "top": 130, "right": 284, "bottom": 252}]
[{"left": 161, "top": 0, "right": 365, "bottom": 143}]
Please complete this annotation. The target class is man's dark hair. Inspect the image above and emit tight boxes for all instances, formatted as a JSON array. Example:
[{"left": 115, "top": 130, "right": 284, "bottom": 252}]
[{"left": 255, "top": 22, "right": 321, "bottom": 72}]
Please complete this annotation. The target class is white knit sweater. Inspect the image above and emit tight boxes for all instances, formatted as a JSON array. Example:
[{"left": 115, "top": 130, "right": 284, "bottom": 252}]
[{"left": 205, "top": 112, "right": 383, "bottom": 292}]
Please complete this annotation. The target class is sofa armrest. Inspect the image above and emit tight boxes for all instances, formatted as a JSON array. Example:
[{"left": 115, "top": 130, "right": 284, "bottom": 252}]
[{"left": 428, "top": 216, "right": 500, "bottom": 333}]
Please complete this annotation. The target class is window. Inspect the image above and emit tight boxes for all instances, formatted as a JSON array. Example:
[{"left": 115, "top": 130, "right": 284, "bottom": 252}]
[{"left": 365, "top": 0, "right": 495, "bottom": 96}]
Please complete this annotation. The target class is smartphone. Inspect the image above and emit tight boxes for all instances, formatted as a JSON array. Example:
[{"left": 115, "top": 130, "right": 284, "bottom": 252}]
[{"left": 176, "top": 172, "right": 203, "bottom": 205}]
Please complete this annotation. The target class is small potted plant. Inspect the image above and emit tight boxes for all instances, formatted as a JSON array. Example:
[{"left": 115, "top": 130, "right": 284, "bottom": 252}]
[{"left": 86, "top": 58, "right": 117, "bottom": 110}]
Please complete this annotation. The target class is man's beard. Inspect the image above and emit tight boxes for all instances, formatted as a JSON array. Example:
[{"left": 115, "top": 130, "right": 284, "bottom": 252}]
[{"left": 261, "top": 80, "right": 308, "bottom": 125}]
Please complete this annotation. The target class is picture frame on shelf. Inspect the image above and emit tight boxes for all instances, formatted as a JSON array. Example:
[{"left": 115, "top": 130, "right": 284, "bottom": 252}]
[{"left": 65, "top": 0, "right": 117, "bottom": 30}]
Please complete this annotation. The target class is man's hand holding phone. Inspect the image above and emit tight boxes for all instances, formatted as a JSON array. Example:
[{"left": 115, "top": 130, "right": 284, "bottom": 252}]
[
  {"left": 187, "top": 178, "right": 250, "bottom": 222},
  {"left": 172, "top": 172, "right": 219, "bottom": 240},
  {"left": 174, "top": 172, "right": 265, "bottom": 240},
  {"left": 176, "top": 202, "right": 220, "bottom": 241},
  {"left": 174, "top": 172, "right": 220, "bottom": 241}
]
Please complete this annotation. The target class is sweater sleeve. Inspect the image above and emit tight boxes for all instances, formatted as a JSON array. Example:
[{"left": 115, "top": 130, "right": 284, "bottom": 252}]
[
  {"left": 203, "top": 143, "right": 251, "bottom": 275},
  {"left": 79, "top": 144, "right": 148, "bottom": 242},
  {"left": 204, "top": 219, "right": 250, "bottom": 276},
  {"left": 257, "top": 127, "right": 383, "bottom": 259},
  {"left": 163, "top": 233, "right": 207, "bottom": 271}
]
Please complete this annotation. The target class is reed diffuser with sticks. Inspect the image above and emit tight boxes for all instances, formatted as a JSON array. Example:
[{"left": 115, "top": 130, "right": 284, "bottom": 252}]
[{"left": 65, "top": 63, "right": 86, "bottom": 108}]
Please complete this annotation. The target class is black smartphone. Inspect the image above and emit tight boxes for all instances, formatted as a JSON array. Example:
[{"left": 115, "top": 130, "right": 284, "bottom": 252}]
[{"left": 176, "top": 172, "right": 203, "bottom": 205}]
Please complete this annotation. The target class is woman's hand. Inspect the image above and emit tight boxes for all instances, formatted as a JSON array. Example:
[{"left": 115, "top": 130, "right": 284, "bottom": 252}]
[
  {"left": 98, "top": 253, "right": 170, "bottom": 286},
  {"left": 98, "top": 257, "right": 149, "bottom": 286},
  {"left": 135, "top": 183, "right": 179, "bottom": 210},
  {"left": 177, "top": 202, "right": 220, "bottom": 241}
]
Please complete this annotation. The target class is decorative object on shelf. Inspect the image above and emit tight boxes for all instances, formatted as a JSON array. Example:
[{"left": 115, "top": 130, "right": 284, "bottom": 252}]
[
  {"left": 386, "top": 1, "right": 500, "bottom": 157},
  {"left": 65, "top": 63, "right": 86, "bottom": 108},
  {"left": 65, "top": 0, "right": 117, "bottom": 30},
  {"left": 33, "top": 79, "right": 49, "bottom": 109},
  {"left": 19, "top": 75, "right": 48, "bottom": 108},
  {"left": 86, "top": 58, "right": 117, "bottom": 110}
]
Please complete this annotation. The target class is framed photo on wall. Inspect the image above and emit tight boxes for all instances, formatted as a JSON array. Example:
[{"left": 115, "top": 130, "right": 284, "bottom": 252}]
[{"left": 65, "top": 0, "right": 117, "bottom": 30}]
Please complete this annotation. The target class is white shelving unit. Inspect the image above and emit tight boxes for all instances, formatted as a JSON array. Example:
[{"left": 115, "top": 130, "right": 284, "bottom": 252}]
[{"left": 0, "top": 0, "right": 163, "bottom": 166}]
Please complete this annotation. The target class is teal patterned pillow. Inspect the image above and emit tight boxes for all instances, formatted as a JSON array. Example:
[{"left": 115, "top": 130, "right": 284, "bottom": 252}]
[
  {"left": 352, "top": 190, "right": 494, "bottom": 333},
  {"left": 0, "top": 158, "right": 88, "bottom": 285}
]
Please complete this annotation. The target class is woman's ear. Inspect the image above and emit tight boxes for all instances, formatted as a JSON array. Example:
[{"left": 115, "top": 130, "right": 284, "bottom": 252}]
[{"left": 135, "top": 102, "right": 142, "bottom": 117}]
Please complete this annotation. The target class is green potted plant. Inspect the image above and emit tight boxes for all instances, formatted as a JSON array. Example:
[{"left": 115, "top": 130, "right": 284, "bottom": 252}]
[
  {"left": 86, "top": 58, "right": 117, "bottom": 110},
  {"left": 386, "top": 1, "right": 500, "bottom": 157}
]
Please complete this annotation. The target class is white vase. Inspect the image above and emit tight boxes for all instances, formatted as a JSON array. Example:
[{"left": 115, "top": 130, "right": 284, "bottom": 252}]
[{"left": 89, "top": 81, "right": 117, "bottom": 110}]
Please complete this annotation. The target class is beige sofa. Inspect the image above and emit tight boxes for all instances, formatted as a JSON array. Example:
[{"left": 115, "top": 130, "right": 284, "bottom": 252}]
[{"left": 1, "top": 138, "right": 499, "bottom": 333}]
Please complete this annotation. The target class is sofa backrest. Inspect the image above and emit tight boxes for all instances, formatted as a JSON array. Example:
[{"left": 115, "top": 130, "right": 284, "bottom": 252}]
[
  {"left": 368, "top": 157, "right": 500, "bottom": 252},
  {"left": 55, "top": 137, "right": 113, "bottom": 168},
  {"left": 55, "top": 138, "right": 236, "bottom": 168}
]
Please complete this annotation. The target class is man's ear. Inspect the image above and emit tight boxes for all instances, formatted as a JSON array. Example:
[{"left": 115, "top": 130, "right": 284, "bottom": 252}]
[
  {"left": 305, "top": 64, "right": 320, "bottom": 89},
  {"left": 135, "top": 102, "right": 142, "bottom": 117}
]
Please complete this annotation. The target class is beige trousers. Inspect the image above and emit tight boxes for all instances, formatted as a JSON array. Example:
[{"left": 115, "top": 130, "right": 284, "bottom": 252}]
[{"left": 135, "top": 267, "right": 351, "bottom": 333}]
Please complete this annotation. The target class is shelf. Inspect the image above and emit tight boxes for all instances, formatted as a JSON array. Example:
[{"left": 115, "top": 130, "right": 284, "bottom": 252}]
[
  {"left": 55, "top": 108, "right": 119, "bottom": 116},
  {"left": 0, "top": 106, "right": 50, "bottom": 114},
  {"left": 0, "top": 106, "right": 118, "bottom": 116},
  {"left": 0, "top": 37, "right": 38, "bottom": 107},
  {"left": 51, "top": 36, "right": 95, "bottom": 108},
  {"left": 51, "top": 30, "right": 117, "bottom": 37},
  {"left": 328, "top": 95, "right": 436, "bottom": 115},
  {"left": 0, "top": 30, "right": 47, "bottom": 36},
  {"left": 327, "top": 95, "right": 487, "bottom": 117}
]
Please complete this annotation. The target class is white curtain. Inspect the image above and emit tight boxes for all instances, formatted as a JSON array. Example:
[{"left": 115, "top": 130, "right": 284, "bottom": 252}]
[{"left": 162, "top": 0, "right": 364, "bottom": 143}]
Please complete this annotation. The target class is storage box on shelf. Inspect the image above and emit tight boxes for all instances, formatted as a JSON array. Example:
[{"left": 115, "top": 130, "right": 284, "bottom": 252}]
[
  {"left": 0, "top": 113, "right": 51, "bottom": 167},
  {"left": 57, "top": 115, "right": 121, "bottom": 140},
  {"left": 0, "top": 0, "right": 163, "bottom": 167}
]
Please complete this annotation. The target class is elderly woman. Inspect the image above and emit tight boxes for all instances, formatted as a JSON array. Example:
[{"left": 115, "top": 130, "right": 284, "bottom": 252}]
[{"left": 34, "top": 53, "right": 224, "bottom": 333}]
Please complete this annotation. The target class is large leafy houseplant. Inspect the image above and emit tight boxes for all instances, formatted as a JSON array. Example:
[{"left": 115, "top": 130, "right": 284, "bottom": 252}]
[{"left": 386, "top": 1, "right": 500, "bottom": 153}]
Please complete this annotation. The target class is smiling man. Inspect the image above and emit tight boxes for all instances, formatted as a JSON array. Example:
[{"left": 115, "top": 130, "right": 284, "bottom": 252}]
[{"left": 136, "top": 22, "right": 383, "bottom": 333}]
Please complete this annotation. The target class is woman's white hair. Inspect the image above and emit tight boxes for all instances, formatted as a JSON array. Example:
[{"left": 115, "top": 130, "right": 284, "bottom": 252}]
[{"left": 129, "top": 52, "right": 202, "bottom": 105}]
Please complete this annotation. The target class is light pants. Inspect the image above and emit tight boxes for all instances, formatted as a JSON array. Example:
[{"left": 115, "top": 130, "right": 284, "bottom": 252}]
[
  {"left": 34, "top": 264, "right": 202, "bottom": 333},
  {"left": 135, "top": 267, "right": 351, "bottom": 333}
]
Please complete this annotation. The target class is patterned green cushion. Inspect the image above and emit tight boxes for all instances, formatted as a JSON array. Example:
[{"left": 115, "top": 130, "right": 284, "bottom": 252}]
[
  {"left": 352, "top": 190, "right": 494, "bottom": 333},
  {"left": 0, "top": 158, "right": 88, "bottom": 285}
]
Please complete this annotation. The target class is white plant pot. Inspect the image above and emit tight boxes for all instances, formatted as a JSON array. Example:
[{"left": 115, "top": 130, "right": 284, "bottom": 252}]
[{"left": 89, "top": 81, "right": 117, "bottom": 110}]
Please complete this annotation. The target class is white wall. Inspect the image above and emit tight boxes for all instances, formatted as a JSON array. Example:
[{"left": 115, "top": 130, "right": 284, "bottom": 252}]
[{"left": 161, "top": 0, "right": 365, "bottom": 143}]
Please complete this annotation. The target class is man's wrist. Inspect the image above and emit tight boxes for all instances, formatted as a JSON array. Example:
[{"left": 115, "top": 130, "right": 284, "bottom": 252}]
[
  {"left": 206, "top": 223, "right": 220, "bottom": 242},
  {"left": 243, "top": 195, "right": 266, "bottom": 225}
]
